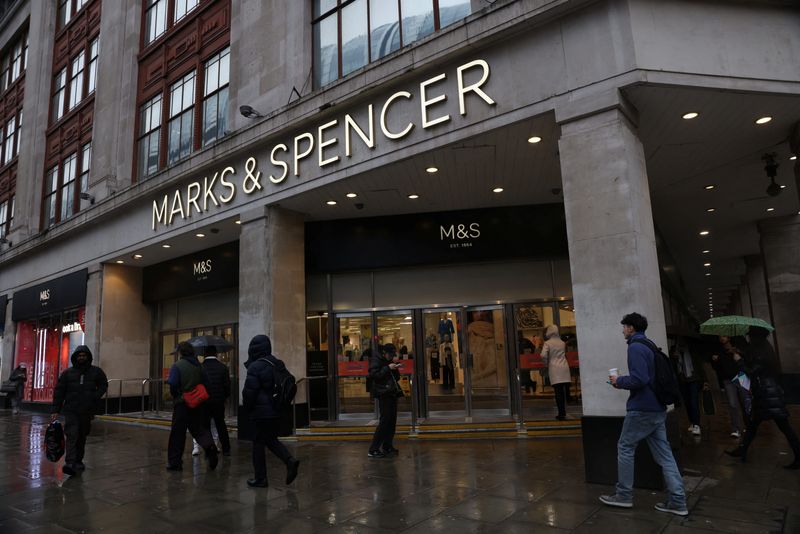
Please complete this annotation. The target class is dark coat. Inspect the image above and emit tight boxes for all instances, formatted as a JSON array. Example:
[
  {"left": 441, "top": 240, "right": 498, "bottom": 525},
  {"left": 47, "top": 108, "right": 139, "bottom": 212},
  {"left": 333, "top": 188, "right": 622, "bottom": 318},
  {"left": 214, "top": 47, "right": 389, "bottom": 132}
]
[
  {"left": 166, "top": 355, "right": 206, "bottom": 404},
  {"left": 740, "top": 337, "right": 788, "bottom": 420},
  {"left": 242, "top": 335, "right": 281, "bottom": 420},
  {"left": 51, "top": 346, "right": 109, "bottom": 415},
  {"left": 202, "top": 357, "right": 230, "bottom": 403},
  {"left": 9, "top": 366, "right": 26, "bottom": 396},
  {"left": 368, "top": 353, "right": 401, "bottom": 399}
]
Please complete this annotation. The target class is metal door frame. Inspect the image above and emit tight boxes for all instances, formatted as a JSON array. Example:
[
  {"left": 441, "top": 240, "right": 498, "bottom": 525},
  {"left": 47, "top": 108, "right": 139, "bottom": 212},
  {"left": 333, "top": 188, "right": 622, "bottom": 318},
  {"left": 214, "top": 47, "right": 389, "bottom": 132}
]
[
  {"left": 419, "top": 307, "right": 467, "bottom": 418},
  {"left": 463, "top": 304, "right": 512, "bottom": 418}
]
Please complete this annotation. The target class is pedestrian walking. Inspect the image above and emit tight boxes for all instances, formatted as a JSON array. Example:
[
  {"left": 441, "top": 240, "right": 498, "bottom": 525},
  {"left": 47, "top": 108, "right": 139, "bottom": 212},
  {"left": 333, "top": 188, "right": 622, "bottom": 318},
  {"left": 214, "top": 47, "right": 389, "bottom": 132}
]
[
  {"left": 8, "top": 362, "right": 27, "bottom": 415},
  {"left": 725, "top": 327, "right": 800, "bottom": 469},
  {"left": 165, "top": 342, "right": 218, "bottom": 472},
  {"left": 191, "top": 347, "right": 231, "bottom": 457},
  {"left": 600, "top": 313, "right": 688, "bottom": 516},
  {"left": 672, "top": 338, "right": 707, "bottom": 436},
  {"left": 367, "top": 343, "right": 403, "bottom": 458},
  {"left": 541, "top": 325, "right": 570, "bottom": 420},
  {"left": 242, "top": 334, "right": 300, "bottom": 488},
  {"left": 50, "top": 346, "right": 108, "bottom": 476},
  {"left": 712, "top": 335, "right": 751, "bottom": 439}
]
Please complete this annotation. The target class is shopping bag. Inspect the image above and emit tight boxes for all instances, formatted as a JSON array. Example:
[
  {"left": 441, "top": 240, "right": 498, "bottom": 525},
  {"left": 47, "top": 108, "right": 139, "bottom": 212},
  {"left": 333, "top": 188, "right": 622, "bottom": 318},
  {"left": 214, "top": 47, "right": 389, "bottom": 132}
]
[
  {"left": 183, "top": 383, "right": 209, "bottom": 408},
  {"left": 733, "top": 372, "right": 751, "bottom": 392},
  {"left": 701, "top": 388, "right": 716, "bottom": 416},
  {"left": 45, "top": 421, "right": 65, "bottom": 462}
]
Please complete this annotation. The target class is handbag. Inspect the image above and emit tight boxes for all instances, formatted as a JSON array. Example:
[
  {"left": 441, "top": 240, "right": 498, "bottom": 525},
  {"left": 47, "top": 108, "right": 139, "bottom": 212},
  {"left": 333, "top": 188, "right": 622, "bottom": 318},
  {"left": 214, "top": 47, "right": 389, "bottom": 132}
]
[
  {"left": 183, "top": 383, "right": 209, "bottom": 408},
  {"left": 1, "top": 380, "right": 17, "bottom": 394}
]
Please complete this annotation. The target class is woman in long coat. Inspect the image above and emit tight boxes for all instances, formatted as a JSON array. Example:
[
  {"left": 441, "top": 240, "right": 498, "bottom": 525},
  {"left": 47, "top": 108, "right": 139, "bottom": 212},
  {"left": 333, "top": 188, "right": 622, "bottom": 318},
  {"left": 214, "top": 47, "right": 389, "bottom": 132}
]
[{"left": 541, "top": 325, "right": 571, "bottom": 420}]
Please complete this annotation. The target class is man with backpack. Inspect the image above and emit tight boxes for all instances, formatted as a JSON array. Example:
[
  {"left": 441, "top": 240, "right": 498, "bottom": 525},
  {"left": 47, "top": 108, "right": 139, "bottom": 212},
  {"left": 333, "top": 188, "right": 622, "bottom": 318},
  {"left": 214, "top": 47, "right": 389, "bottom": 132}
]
[
  {"left": 599, "top": 313, "right": 688, "bottom": 516},
  {"left": 242, "top": 334, "right": 300, "bottom": 488}
]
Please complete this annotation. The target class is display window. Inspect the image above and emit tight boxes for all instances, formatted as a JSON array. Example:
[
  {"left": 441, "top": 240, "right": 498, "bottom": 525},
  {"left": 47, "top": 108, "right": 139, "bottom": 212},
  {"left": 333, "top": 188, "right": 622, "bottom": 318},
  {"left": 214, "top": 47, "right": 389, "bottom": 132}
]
[{"left": 13, "top": 307, "right": 86, "bottom": 403}]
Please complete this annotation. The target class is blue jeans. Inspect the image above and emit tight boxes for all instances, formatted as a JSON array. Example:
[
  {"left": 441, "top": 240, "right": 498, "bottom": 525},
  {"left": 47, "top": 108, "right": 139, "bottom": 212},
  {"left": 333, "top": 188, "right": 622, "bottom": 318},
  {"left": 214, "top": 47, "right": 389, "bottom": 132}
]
[{"left": 616, "top": 410, "right": 686, "bottom": 507}]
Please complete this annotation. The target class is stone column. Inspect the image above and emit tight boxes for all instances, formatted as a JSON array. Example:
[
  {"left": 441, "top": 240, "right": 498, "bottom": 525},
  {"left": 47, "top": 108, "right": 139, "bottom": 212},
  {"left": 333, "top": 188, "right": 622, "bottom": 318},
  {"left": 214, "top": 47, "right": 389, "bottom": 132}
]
[
  {"left": 558, "top": 106, "right": 668, "bottom": 487},
  {"left": 744, "top": 255, "right": 770, "bottom": 324},
  {"left": 738, "top": 279, "right": 752, "bottom": 317},
  {"left": 758, "top": 216, "right": 800, "bottom": 386},
  {"left": 238, "top": 206, "right": 306, "bottom": 436}
]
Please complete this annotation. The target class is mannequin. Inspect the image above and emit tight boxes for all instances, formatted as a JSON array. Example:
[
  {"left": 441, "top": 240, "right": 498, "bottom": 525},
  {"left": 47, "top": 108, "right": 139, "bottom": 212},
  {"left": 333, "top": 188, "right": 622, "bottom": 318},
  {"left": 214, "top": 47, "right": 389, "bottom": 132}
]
[
  {"left": 440, "top": 334, "right": 455, "bottom": 391},
  {"left": 438, "top": 315, "right": 455, "bottom": 342}
]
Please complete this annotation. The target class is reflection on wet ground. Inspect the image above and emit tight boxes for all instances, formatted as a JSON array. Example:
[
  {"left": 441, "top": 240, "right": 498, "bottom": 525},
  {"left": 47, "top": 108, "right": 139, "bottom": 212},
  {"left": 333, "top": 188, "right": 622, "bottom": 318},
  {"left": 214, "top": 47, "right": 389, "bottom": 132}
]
[{"left": 0, "top": 408, "right": 797, "bottom": 533}]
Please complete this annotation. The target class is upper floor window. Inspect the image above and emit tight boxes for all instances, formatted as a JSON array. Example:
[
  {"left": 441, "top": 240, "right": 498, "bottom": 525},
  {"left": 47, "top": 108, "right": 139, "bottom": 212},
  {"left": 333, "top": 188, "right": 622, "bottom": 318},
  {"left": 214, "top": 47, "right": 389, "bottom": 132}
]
[
  {"left": 313, "top": 0, "right": 471, "bottom": 88},
  {"left": 50, "top": 38, "right": 99, "bottom": 124},
  {"left": 68, "top": 54, "right": 85, "bottom": 110},
  {"left": 0, "top": 30, "right": 28, "bottom": 93},
  {"left": 58, "top": 0, "right": 94, "bottom": 31},
  {"left": 3, "top": 117, "right": 15, "bottom": 165},
  {"left": 52, "top": 68, "right": 67, "bottom": 122},
  {"left": 175, "top": 0, "right": 200, "bottom": 22},
  {"left": 41, "top": 143, "right": 92, "bottom": 228},
  {"left": 88, "top": 38, "right": 99, "bottom": 94},
  {"left": 0, "top": 196, "right": 13, "bottom": 238},
  {"left": 167, "top": 70, "right": 196, "bottom": 164},
  {"left": 138, "top": 94, "right": 162, "bottom": 179},
  {"left": 145, "top": 0, "right": 168, "bottom": 45},
  {"left": 202, "top": 47, "right": 229, "bottom": 147}
]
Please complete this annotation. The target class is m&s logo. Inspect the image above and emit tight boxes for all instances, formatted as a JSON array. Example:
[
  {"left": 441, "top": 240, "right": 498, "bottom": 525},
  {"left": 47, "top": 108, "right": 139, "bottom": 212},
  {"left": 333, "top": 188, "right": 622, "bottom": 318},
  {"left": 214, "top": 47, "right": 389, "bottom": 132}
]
[
  {"left": 440, "top": 223, "right": 481, "bottom": 241},
  {"left": 193, "top": 259, "right": 212, "bottom": 276},
  {"left": 39, "top": 289, "right": 50, "bottom": 302}
]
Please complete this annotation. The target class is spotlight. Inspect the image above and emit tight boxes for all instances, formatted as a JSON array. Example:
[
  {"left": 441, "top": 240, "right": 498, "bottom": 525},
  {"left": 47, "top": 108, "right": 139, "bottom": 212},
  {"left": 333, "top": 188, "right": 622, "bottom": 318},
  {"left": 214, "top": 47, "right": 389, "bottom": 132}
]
[
  {"left": 80, "top": 192, "right": 95, "bottom": 205},
  {"left": 239, "top": 105, "right": 264, "bottom": 119}
]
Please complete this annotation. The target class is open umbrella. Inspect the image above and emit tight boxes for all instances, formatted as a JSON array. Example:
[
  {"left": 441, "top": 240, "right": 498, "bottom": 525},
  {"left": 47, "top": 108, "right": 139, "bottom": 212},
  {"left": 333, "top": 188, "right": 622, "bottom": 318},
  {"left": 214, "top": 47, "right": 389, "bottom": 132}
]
[
  {"left": 699, "top": 315, "right": 774, "bottom": 337},
  {"left": 186, "top": 335, "right": 235, "bottom": 356}
]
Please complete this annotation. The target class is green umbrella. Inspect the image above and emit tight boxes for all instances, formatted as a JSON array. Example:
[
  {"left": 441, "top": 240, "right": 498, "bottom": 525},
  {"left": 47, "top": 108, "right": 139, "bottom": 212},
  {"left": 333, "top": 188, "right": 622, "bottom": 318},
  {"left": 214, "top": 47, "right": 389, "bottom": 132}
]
[{"left": 699, "top": 315, "right": 774, "bottom": 337}]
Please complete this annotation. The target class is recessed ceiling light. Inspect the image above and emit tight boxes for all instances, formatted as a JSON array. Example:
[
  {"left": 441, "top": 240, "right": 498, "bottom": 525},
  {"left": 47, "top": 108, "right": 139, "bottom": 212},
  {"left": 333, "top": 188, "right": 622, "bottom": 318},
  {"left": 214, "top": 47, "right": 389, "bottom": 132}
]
[
  {"left": 780, "top": 185, "right": 786, "bottom": 189},
  {"left": 346, "top": 193, "right": 358, "bottom": 198},
  {"left": 492, "top": 187, "right": 504, "bottom": 193},
  {"left": 408, "top": 194, "right": 419, "bottom": 199},
  {"left": 699, "top": 230, "right": 710, "bottom": 236},
  {"left": 682, "top": 112, "right": 699, "bottom": 120},
  {"left": 702, "top": 250, "right": 710, "bottom": 254},
  {"left": 791, "top": 155, "right": 797, "bottom": 161},
  {"left": 527, "top": 136, "right": 542, "bottom": 144},
  {"left": 162, "top": 244, "right": 171, "bottom": 248},
  {"left": 766, "top": 207, "right": 775, "bottom": 212},
  {"left": 704, "top": 263, "right": 711, "bottom": 267},
  {"left": 196, "top": 233, "right": 205, "bottom": 237},
  {"left": 235, "top": 220, "right": 241, "bottom": 225},
  {"left": 755, "top": 116, "right": 772, "bottom": 125},
  {"left": 426, "top": 167, "right": 438, "bottom": 173},
  {"left": 115, "top": 260, "right": 124, "bottom": 264},
  {"left": 706, "top": 208, "right": 715, "bottom": 213},
  {"left": 133, "top": 254, "right": 143, "bottom": 259},
  {"left": 704, "top": 185, "right": 715, "bottom": 190},
  {"left": 705, "top": 273, "right": 711, "bottom": 276},
  {"left": 326, "top": 200, "right": 337, "bottom": 205}
]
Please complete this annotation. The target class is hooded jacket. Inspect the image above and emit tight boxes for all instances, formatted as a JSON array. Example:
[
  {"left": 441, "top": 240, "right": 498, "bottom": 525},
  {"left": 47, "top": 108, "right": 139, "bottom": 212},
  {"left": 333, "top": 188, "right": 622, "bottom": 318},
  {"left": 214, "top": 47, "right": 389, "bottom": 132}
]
[
  {"left": 368, "top": 348, "right": 401, "bottom": 399},
  {"left": 614, "top": 332, "right": 664, "bottom": 412},
  {"left": 740, "top": 336, "right": 788, "bottom": 420},
  {"left": 241, "top": 335, "right": 283, "bottom": 420},
  {"left": 167, "top": 353, "right": 206, "bottom": 404},
  {"left": 541, "top": 325, "right": 570, "bottom": 385},
  {"left": 51, "top": 346, "right": 109, "bottom": 415},
  {"left": 202, "top": 357, "right": 231, "bottom": 403}
]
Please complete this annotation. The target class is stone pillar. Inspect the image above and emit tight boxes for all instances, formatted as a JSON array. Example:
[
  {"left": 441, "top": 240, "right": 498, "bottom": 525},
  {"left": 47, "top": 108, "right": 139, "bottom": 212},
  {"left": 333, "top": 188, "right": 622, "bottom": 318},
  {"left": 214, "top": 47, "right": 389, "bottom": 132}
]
[
  {"left": 83, "top": 264, "right": 104, "bottom": 361},
  {"left": 738, "top": 279, "right": 752, "bottom": 317},
  {"left": 758, "top": 216, "right": 800, "bottom": 385},
  {"left": 229, "top": 0, "right": 312, "bottom": 131},
  {"left": 238, "top": 206, "right": 306, "bottom": 435},
  {"left": 744, "top": 255, "right": 770, "bottom": 324},
  {"left": 558, "top": 106, "right": 668, "bottom": 487}
]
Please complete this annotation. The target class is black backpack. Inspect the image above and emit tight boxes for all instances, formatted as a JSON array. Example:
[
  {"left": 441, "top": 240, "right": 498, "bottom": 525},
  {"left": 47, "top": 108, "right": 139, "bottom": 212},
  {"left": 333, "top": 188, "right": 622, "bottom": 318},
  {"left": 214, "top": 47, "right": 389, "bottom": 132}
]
[
  {"left": 261, "top": 357, "right": 297, "bottom": 408},
  {"left": 630, "top": 338, "right": 682, "bottom": 407}
]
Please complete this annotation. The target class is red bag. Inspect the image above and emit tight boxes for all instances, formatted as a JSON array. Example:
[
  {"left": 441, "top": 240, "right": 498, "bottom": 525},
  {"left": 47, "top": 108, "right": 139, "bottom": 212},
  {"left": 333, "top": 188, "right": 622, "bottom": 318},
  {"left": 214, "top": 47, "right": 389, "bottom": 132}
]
[{"left": 183, "top": 383, "right": 209, "bottom": 408}]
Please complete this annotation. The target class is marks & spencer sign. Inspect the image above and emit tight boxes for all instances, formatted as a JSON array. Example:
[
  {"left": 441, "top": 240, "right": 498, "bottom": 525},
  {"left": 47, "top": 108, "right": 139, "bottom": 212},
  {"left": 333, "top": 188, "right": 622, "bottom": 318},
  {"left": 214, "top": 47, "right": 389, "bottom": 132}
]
[
  {"left": 12, "top": 269, "right": 88, "bottom": 320},
  {"left": 142, "top": 242, "right": 238, "bottom": 302},
  {"left": 151, "top": 59, "right": 496, "bottom": 231}
]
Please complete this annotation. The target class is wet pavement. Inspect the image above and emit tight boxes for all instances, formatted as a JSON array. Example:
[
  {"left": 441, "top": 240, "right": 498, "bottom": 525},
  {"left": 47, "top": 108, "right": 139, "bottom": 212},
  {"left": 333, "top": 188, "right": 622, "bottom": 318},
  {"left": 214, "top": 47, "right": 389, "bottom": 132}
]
[{"left": 1, "top": 408, "right": 798, "bottom": 533}]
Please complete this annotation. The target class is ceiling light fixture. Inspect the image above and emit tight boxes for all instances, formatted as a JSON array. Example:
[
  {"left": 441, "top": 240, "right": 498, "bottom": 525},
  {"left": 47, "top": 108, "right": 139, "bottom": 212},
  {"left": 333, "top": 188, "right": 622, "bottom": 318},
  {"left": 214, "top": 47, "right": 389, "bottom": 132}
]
[
  {"left": 162, "top": 244, "right": 171, "bottom": 248},
  {"left": 699, "top": 230, "right": 710, "bottom": 236},
  {"left": 426, "top": 167, "right": 438, "bottom": 173},
  {"left": 791, "top": 155, "right": 797, "bottom": 161},
  {"left": 704, "top": 184, "right": 715, "bottom": 190},
  {"left": 235, "top": 220, "right": 241, "bottom": 225},
  {"left": 704, "top": 263, "right": 711, "bottom": 267},
  {"left": 196, "top": 233, "right": 206, "bottom": 238},
  {"left": 133, "top": 254, "right": 143, "bottom": 259},
  {"left": 346, "top": 193, "right": 358, "bottom": 198},
  {"left": 706, "top": 208, "right": 715, "bottom": 213},
  {"left": 528, "top": 136, "right": 542, "bottom": 144},
  {"left": 766, "top": 207, "right": 775, "bottom": 212},
  {"left": 705, "top": 273, "right": 711, "bottom": 277},
  {"left": 682, "top": 112, "right": 699, "bottom": 120},
  {"left": 326, "top": 200, "right": 337, "bottom": 205},
  {"left": 702, "top": 250, "right": 710, "bottom": 254},
  {"left": 115, "top": 260, "right": 124, "bottom": 264},
  {"left": 755, "top": 116, "right": 772, "bottom": 125},
  {"left": 492, "top": 187, "right": 504, "bottom": 193},
  {"left": 408, "top": 194, "right": 419, "bottom": 199}
]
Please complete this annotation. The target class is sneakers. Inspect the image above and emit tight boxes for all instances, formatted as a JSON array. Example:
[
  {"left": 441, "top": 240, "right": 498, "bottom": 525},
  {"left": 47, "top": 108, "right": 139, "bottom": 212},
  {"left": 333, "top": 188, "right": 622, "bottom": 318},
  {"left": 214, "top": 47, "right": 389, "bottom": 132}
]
[
  {"left": 192, "top": 444, "right": 202, "bottom": 456},
  {"left": 655, "top": 502, "right": 689, "bottom": 516},
  {"left": 367, "top": 450, "right": 386, "bottom": 458},
  {"left": 247, "top": 478, "right": 268, "bottom": 488},
  {"left": 383, "top": 447, "right": 400, "bottom": 457},
  {"left": 599, "top": 494, "right": 633, "bottom": 508},
  {"left": 730, "top": 431, "right": 740, "bottom": 439},
  {"left": 690, "top": 425, "right": 701, "bottom": 436},
  {"left": 286, "top": 458, "right": 300, "bottom": 485}
]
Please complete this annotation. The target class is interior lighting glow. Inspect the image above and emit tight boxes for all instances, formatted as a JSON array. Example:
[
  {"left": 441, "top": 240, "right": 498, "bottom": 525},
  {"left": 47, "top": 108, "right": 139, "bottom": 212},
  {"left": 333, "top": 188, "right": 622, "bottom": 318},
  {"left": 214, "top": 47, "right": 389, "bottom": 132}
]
[
  {"left": 492, "top": 187, "right": 504, "bottom": 193},
  {"left": 408, "top": 194, "right": 419, "bottom": 199},
  {"left": 755, "top": 116, "right": 772, "bottom": 125},
  {"left": 326, "top": 200, "right": 337, "bottom": 205},
  {"left": 115, "top": 260, "right": 124, "bottom": 264},
  {"left": 196, "top": 233, "right": 205, "bottom": 237},
  {"left": 766, "top": 207, "right": 775, "bottom": 212},
  {"left": 706, "top": 208, "right": 715, "bottom": 213},
  {"left": 702, "top": 250, "right": 710, "bottom": 254},
  {"left": 704, "top": 185, "right": 715, "bottom": 190},
  {"left": 699, "top": 230, "right": 710, "bottom": 236},
  {"left": 527, "top": 136, "right": 542, "bottom": 144},
  {"left": 426, "top": 167, "right": 438, "bottom": 173},
  {"left": 235, "top": 220, "right": 241, "bottom": 225},
  {"left": 682, "top": 112, "right": 699, "bottom": 120}
]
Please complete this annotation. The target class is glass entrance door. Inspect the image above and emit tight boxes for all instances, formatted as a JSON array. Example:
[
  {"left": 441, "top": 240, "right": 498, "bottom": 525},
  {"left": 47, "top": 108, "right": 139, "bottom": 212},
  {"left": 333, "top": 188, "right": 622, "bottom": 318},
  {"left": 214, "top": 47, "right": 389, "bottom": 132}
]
[
  {"left": 422, "top": 309, "right": 466, "bottom": 416},
  {"left": 376, "top": 311, "right": 414, "bottom": 415},
  {"left": 465, "top": 306, "right": 510, "bottom": 415},
  {"left": 335, "top": 314, "right": 373, "bottom": 417}
]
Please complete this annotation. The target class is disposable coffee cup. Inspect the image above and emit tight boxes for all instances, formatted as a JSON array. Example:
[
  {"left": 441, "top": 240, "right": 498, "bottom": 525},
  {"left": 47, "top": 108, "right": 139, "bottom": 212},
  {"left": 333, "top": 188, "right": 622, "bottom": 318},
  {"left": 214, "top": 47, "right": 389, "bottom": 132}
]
[{"left": 609, "top": 368, "right": 619, "bottom": 378}]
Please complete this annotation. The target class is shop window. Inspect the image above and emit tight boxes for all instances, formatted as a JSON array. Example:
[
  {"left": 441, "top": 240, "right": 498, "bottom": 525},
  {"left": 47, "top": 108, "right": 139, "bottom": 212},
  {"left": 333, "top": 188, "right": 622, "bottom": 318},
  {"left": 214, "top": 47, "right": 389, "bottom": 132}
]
[
  {"left": 202, "top": 47, "right": 229, "bottom": 147},
  {"left": 144, "top": 0, "right": 168, "bottom": 45},
  {"left": 68, "top": 53, "right": 85, "bottom": 111},
  {"left": 87, "top": 38, "right": 99, "bottom": 95},
  {"left": 138, "top": 94, "right": 162, "bottom": 178},
  {"left": 3, "top": 116, "right": 14, "bottom": 165},
  {"left": 313, "top": 0, "right": 472, "bottom": 88},
  {"left": 167, "top": 70, "right": 195, "bottom": 164},
  {"left": 52, "top": 68, "right": 67, "bottom": 122},
  {"left": 174, "top": 0, "right": 199, "bottom": 22}
]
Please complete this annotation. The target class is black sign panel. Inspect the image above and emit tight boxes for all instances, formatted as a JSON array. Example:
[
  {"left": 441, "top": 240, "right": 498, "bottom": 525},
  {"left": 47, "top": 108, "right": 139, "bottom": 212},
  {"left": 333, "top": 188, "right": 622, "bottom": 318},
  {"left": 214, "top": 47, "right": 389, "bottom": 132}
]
[
  {"left": 143, "top": 241, "right": 239, "bottom": 302},
  {"left": 305, "top": 204, "right": 568, "bottom": 273},
  {"left": 12, "top": 269, "right": 88, "bottom": 320},
  {"left": 0, "top": 294, "right": 7, "bottom": 334}
]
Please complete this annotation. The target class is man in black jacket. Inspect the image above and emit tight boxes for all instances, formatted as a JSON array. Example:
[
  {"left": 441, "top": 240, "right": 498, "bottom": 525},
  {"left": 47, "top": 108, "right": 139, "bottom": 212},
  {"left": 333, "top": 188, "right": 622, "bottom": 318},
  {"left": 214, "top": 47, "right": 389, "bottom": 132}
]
[
  {"left": 368, "top": 343, "right": 402, "bottom": 458},
  {"left": 50, "top": 346, "right": 108, "bottom": 476},
  {"left": 201, "top": 347, "right": 231, "bottom": 456},
  {"left": 242, "top": 334, "right": 300, "bottom": 488}
]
